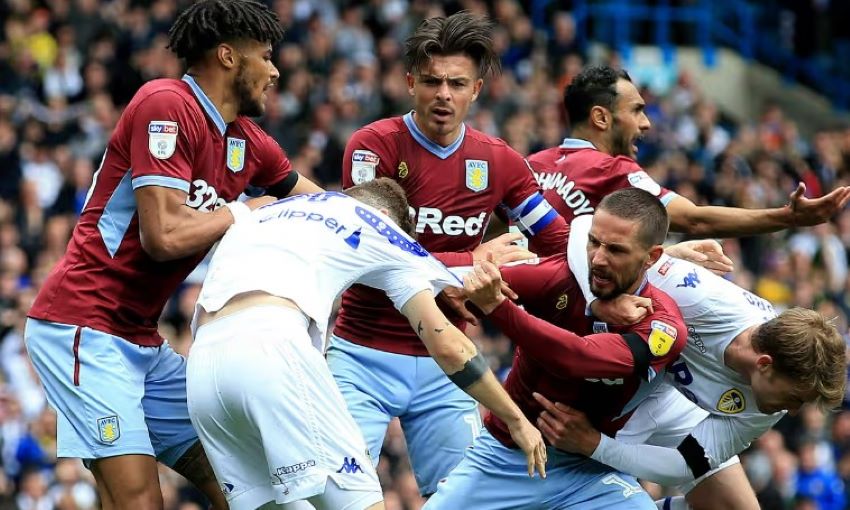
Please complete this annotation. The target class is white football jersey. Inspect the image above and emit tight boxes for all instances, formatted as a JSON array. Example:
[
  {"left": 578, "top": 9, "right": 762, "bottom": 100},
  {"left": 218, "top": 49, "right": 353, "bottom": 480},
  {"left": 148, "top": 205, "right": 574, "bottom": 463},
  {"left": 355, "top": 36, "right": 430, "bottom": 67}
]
[
  {"left": 647, "top": 253, "right": 781, "bottom": 424},
  {"left": 195, "top": 192, "right": 461, "bottom": 342}
]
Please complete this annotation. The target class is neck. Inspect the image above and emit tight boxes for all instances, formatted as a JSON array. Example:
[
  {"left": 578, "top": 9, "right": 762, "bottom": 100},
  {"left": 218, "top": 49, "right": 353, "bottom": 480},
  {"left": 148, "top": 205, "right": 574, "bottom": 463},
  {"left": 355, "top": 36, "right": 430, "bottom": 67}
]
[
  {"left": 187, "top": 69, "right": 238, "bottom": 123},
  {"left": 570, "top": 126, "right": 612, "bottom": 155},
  {"left": 723, "top": 325, "right": 760, "bottom": 382}
]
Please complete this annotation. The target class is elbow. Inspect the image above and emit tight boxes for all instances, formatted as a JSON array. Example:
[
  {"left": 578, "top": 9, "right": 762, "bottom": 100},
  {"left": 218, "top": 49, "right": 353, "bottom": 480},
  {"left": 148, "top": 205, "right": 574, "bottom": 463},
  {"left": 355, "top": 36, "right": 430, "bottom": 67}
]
[
  {"left": 140, "top": 232, "right": 180, "bottom": 262},
  {"left": 673, "top": 214, "right": 712, "bottom": 238}
]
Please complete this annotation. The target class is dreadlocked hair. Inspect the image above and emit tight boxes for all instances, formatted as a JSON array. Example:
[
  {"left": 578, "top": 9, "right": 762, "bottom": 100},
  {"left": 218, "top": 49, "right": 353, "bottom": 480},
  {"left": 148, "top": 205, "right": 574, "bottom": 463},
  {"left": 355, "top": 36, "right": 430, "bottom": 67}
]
[{"left": 168, "top": 0, "right": 284, "bottom": 66}]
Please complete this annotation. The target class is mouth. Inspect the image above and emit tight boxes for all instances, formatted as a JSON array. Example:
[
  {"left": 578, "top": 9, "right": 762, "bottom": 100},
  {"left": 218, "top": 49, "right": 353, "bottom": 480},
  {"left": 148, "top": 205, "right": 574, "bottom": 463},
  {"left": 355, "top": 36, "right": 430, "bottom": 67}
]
[
  {"left": 591, "top": 270, "right": 612, "bottom": 287},
  {"left": 431, "top": 106, "right": 453, "bottom": 123}
]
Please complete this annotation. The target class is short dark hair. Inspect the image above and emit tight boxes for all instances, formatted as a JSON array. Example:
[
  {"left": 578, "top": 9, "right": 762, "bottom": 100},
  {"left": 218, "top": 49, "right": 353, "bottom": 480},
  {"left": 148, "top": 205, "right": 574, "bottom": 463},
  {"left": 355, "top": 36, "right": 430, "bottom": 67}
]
[
  {"left": 345, "top": 178, "right": 415, "bottom": 236},
  {"left": 597, "top": 188, "right": 668, "bottom": 247},
  {"left": 404, "top": 11, "right": 500, "bottom": 78},
  {"left": 168, "top": 0, "right": 284, "bottom": 66},
  {"left": 564, "top": 65, "right": 632, "bottom": 126}
]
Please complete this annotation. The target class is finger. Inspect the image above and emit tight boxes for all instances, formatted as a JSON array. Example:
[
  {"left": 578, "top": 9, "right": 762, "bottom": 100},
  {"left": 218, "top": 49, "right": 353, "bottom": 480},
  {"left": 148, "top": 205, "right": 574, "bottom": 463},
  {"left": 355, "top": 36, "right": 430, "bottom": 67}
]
[
  {"left": 496, "top": 250, "right": 536, "bottom": 266},
  {"left": 501, "top": 281, "right": 519, "bottom": 301},
  {"left": 486, "top": 251, "right": 496, "bottom": 264},
  {"left": 789, "top": 182, "right": 805, "bottom": 201},
  {"left": 537, "top": 417, "right": 558, "bottom": 444},
  {"left": 533, "top": 392, "right": 563, "bottom": 415},
  {"left": 536, "top": 444, "right": 547, "bottom": 479},
  {"left": 496, "top": 232, "right": 524, "bottom": 245}
]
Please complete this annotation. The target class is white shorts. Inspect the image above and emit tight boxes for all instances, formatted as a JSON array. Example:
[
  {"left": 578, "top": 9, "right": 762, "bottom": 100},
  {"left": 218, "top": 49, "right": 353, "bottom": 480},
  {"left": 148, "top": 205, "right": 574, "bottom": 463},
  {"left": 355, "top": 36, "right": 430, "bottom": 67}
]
[
  {"left": 186, "top": 306, "right": 381, "bottom": 510},
  {"left": 617, "top": 383, "right": 740, "bottom": 494}
]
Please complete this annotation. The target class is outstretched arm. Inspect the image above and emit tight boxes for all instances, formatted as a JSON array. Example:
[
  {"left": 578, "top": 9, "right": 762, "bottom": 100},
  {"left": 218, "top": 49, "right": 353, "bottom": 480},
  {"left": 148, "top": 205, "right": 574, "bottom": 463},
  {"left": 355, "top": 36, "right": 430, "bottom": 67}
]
[
  {"left": 666, "top": 183, "right": 850, "bottom": 238},
  {"left": 400, "top": 290, "right": 547, "bottom": 479}
]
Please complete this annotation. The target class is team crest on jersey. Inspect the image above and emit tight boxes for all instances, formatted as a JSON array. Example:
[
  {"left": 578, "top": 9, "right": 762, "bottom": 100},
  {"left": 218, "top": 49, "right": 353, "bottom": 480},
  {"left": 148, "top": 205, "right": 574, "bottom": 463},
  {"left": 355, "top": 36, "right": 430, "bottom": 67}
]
[
  {"left": 97, "top": 416, "right": 120, "bottom": 443},
  {"left": 226, "top": 137, "right": 246, "bottom": 172},
  {"left": 657, "top": 259, "right": 674, "bottom": 276},
  {"left": 148, "top": 121, "right": 178, "bottom": 160},
  {"left": 352, "top": 150, "right": 379, "bottom": 184},
  {"left": 555, "top": 294, "right": 569, "bottom": 310},
  {"left": 398, "top": 161, "right": 409, "bottom": 179},
  {"left": 465, "top": 160, "right": 489, "bottom": 192},
  {"left": 717, "top": 388, "right": 746, "bottom": 414},
  {"left": 648, "top": 320, "right": 677, "bottom": 357}
]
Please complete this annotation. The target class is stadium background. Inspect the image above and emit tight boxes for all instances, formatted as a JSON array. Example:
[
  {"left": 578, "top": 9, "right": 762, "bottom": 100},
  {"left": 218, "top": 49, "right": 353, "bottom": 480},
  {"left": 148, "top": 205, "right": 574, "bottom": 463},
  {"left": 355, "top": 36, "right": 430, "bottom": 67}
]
[{"left": 1, "top": 0, "right": 850, "bottom": 508}]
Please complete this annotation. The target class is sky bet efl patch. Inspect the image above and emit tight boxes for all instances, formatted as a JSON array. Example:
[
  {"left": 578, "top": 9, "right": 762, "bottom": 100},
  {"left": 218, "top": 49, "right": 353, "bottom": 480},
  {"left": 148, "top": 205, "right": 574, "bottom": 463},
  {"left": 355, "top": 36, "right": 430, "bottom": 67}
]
[
  {"left": 148, "top": 121, "right": 178, "bottom": 160},
  {"left": 351, "top": 150, "right": 379, "bottom": 184},
  {"left": 648, "top": 320, "right": 677, "bottom": 357}
]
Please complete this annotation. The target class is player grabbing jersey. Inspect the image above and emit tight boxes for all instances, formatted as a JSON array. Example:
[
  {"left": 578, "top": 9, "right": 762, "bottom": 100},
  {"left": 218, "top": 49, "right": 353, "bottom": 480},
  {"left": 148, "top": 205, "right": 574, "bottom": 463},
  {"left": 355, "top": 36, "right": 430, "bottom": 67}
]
[
  {"left": 533, "top": 217, "right": 846, "bottom": 510},
  {"left": 425, "top": 189, "right": 687, "bottom": 510},
  {"left": 327, "top": 12, "right": 566, "bottom": 496},
  {"left": 24, "top": 2, "right": 322, "bottom": 507},
  {"left": 187, "top": 179, "right": 545, "bottom": 510}
]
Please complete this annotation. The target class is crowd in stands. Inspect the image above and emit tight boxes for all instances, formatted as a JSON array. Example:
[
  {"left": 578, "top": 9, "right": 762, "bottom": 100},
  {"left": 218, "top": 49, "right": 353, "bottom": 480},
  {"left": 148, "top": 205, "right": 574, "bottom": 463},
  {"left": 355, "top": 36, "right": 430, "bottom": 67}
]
[{"left": 1, "top": 0, "right": 849, "bottom": 508}]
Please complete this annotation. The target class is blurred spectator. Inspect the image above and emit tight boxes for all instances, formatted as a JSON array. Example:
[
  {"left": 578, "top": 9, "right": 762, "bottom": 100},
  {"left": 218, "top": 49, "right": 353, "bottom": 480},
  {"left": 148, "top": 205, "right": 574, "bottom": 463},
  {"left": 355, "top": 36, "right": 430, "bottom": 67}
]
[{"left": 0, "top": 1, "right": 848, "bottom": 508}]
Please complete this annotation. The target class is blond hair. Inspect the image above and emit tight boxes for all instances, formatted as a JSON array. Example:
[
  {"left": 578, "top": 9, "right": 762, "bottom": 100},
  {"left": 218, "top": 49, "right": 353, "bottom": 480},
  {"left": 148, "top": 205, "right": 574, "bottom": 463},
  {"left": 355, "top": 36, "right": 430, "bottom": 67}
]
[{"left": 751, "top": 307, "right": 848, "bottom": 410}]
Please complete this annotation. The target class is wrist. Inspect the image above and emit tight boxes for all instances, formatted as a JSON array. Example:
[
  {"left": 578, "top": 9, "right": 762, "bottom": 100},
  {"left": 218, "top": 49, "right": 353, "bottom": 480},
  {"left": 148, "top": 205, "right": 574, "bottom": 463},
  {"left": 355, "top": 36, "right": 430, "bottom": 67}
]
[{"left": 474, "top": 294, "right": 505, "bottom": 315}]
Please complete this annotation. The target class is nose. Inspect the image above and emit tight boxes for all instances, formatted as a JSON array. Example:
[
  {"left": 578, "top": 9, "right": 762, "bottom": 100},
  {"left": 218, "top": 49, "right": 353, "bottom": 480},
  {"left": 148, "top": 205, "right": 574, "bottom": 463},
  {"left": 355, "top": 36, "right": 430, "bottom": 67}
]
[
  {"left": 640, "top": 112, "right": 651, "bottom": 132},
  {"left": 589, "top": 247, "right": 606, "bottom": 267},
  {"left": 435, "top": 80, "right": 451, "bottom": 102},
  {"left": 270, "top": 63, "right": 280, "bottom": 81}
]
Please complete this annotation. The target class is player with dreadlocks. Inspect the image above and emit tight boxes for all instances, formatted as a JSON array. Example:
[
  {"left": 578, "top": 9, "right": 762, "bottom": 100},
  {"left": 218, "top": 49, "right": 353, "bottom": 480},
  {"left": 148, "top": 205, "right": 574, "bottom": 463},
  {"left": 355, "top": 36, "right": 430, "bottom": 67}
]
[{"left": 25, "top": 1, "right": 321, "bottom": 508}]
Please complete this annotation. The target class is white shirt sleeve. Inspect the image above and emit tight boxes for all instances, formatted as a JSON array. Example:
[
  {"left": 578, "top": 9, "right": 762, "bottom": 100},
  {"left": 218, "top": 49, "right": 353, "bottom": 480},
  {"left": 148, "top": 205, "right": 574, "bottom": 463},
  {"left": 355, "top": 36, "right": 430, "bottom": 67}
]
[
  {"left": 359, "top": 258, "right": 461, "bottom": 313},
  {"left": 591, "top": 412, "right": 780, "bottom": 486},
  {"left": 567, "top": 214, "right": 596, "bottom": 306}
]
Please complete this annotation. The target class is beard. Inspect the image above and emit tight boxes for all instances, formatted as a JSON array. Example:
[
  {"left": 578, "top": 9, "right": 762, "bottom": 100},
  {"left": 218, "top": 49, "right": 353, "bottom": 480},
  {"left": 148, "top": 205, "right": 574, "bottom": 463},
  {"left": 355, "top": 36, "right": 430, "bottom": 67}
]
[
  {"left": 589, "top": 262, "right": 643, "bottom": 300},
  {"left": 235, "top": 62, "right": 264, "bottom": 117},
  {"left": 609, "top": 118, "right": 634, "bottom": 158}
]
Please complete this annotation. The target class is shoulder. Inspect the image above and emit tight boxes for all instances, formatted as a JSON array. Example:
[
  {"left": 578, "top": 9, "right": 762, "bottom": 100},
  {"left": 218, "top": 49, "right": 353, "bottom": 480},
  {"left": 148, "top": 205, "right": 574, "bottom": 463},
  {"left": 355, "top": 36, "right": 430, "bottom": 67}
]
[
  {"left": 357, "top": 117, "right": 406, "bottom": 138},
  {"left": 527, "top": 146, "right": 563, "bottom": 168},
  {"left": 132, "top": 79, "right": 197, "bottom": 110},
  {"left": 645, "top": 285, "right": 687, "bottom": 333}
]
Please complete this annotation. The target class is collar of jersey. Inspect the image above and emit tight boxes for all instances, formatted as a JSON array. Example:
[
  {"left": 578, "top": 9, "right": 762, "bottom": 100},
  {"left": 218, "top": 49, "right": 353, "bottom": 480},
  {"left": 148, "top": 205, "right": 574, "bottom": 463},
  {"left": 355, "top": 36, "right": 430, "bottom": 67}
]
[
  {"left": 403, "top": 111, "right": 466, "bottom": 160},
  {"left": 585, "top": 275, "right": 650, "bottom": 316},
  {"left": 183, "top": 74, "right": 227, "bottom": 136},
  {"left": 560, "top": 138, "right": 596, "bottom": 150}
]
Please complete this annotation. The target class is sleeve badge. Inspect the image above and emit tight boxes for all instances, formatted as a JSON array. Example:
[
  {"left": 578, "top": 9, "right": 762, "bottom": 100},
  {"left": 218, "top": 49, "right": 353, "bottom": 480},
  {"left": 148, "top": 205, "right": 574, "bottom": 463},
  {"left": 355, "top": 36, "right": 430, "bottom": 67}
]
[
  {"left": 648, "top": 319, "right": 677, "bottom": 357},
  {"left": 148, "top": 121, "right": 179, "bottom": 160}
]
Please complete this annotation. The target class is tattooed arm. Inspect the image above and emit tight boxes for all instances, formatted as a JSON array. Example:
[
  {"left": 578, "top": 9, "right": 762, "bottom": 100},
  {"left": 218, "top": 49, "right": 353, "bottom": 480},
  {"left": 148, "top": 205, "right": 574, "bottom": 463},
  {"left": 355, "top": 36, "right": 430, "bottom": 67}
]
[{"left": 400, "top": 290, "right": 548, "bottom": 478}]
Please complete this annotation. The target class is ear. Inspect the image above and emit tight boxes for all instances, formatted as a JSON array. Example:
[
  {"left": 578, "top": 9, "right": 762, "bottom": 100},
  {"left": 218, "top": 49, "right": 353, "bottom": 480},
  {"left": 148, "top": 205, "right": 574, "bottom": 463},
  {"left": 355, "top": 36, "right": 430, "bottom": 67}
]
[
  {"left": 406, "top": 72, "right": 416, "bottom": 97},
  {"left": 755, "top": 354, "right": 774, "bottom": 371},
  {"left": 471, "top": 78, "right": 483, "bottom": 101},
  {"left": 589, "top": 105, "right": 611, "bottom": 131},
  {"left": 217, "top": 43, "right": 238, "bottom": 70},
  {"left": 645, "top": 244, "right": 664, "bottom": 269}
]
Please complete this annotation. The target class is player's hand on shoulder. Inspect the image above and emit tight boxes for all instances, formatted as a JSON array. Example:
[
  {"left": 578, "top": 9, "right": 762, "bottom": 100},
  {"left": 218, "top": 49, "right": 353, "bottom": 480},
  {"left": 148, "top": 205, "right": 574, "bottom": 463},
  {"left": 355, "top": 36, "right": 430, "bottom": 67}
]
[
  {"left": 788, "top": 182, "right": 850, "bottom": 227},
  {"left": 665, "top": 239, "right": 734, "bottom": 276},
  {"left": 506, "top": 415, "right": 547, "bottom": 479},
  {"left": 533, "top": 392, "right": 600, "bottom": 457},
  {"left": 473, "top": 232, "right": 536, "bottom": 266},
  {"left": 590, "top": 294, "right": 653, "bottom": 325},
  {"left": 463, "top": 256, "right": 506, "bottom": 315}
]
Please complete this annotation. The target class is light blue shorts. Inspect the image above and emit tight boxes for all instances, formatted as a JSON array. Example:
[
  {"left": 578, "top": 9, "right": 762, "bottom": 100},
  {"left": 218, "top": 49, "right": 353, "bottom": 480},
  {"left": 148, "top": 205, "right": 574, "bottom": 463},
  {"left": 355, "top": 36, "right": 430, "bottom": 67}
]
[
  {"left": 326, "top": 335, "right": 481, "bottom": 496},
  {"left": 24, "top": 318, "right": 198, "bottom": 466},
  {"left": 424, "top": 430, "right": 656, "bottom": 510}
]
